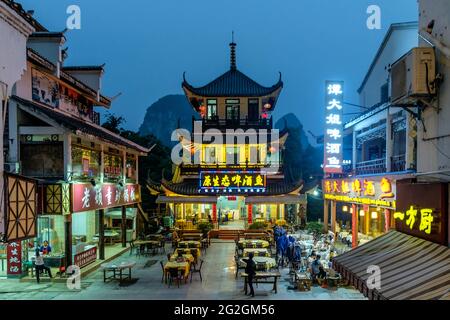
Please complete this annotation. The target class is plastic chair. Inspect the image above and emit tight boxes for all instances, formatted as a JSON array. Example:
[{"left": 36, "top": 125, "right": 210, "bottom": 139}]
[
  {"left": 160, "top": 261, "right": 165, "bottom": 283},
  {"left": 168, "top": 268, "right": 182, "bottom": 288},
  {"left": 190, "top": 260, "right": 204, "bottom": 283}
]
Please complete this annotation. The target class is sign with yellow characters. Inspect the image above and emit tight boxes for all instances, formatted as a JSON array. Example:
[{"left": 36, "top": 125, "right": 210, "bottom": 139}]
[
  {"left": 395, "top": 182, "right": 448, "bottom": 245},
  {"left": 323, "top": 176, "right": 396, "bottom": 209},
  {"left": 199, "top": 171, "right": 266, "bottom": 192}
]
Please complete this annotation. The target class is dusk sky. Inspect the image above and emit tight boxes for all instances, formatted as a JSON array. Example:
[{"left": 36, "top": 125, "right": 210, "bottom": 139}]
[{"left": 19, "top": 0, "right": 418, "bottom": 141}]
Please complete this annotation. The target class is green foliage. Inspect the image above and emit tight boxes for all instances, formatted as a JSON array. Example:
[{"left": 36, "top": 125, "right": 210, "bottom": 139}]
[
  {"left": 197, "top": 222, "right": 213, "bottom": 236},
  {"left": 306, "top": 221, "right": 324, "bottom": 234},
  {"left": 249, "top": 222, "right": 268, "bottom": 230}
]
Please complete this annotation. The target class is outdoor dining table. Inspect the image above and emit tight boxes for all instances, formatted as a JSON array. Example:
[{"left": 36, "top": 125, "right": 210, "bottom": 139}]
[
  {"left": 239, "top": 256, "right": 276, "bottom": 271},
  {"left": 243, "top": 248, "right": 270, "bottom": 257},
  {"left": 244, "top": 233, "right": 267, "bottom": 239},
  {"left": 170, "top": 253, "right": 195, "bottom": 264},
  {"left": 101, "top": 261, "right": 136, "bottom": 283},
  {"left": 174, "top": 248, "right": 201, "bottom": 258},
  {"left": 181, "top": 233, "right": 203, "bottom": 240},
  {"left": 178, "top": 240, "right": 201, "bottom": 248},
  {"left": 164, "top": 261, "right": 190, "bottom": 283},
  {"left": 238, "top": 239, "right": 270, "bottom": 249}
]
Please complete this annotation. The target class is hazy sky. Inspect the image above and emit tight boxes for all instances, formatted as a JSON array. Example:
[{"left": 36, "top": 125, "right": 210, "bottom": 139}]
[{"left": 19, "top": 0, "right": 418, "bottom": 140}]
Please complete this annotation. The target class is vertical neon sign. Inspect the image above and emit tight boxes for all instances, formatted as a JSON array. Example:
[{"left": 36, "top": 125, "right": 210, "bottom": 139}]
[{"left": 324, "top": 81, "right": 344, "bottom": 173}]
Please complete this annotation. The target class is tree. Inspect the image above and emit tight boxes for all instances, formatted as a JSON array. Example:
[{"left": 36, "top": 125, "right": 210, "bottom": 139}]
[{"left": 101, "top": 113, "right": 126, "bottom": 134}]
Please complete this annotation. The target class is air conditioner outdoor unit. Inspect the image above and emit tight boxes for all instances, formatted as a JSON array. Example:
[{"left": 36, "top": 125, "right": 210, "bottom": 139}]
[
  {"left": 390, "top": 47, "right": 436, "bottom": 105},
  {"left": 4, "top": 162, "right": 20, "bottom": 174}
]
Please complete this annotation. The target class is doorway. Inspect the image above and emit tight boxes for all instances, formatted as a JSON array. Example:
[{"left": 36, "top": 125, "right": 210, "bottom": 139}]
[{"left": 217, "top": 196, "right": 246, "bottom": 230}]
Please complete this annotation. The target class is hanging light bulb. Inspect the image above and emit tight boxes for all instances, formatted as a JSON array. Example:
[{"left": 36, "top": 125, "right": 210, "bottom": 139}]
[
  {"left": 342, "top": 205, "right": 348, "bottom": 212},
  {"left": 359, "top": 210, "right": 365, "bottom": 216},
  {"left": 371, "top": 212, "right": 378, "bottom": 219}
]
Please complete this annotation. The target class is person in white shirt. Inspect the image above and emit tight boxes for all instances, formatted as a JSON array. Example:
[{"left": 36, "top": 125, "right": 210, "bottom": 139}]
[{"left": 34, "top": 249, "right": 52, "bottom": 283}]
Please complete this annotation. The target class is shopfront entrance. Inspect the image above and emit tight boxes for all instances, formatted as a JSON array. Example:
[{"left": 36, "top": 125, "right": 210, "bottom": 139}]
[{"left": 217, "top": 196, "right": 246, "bottom": 230}]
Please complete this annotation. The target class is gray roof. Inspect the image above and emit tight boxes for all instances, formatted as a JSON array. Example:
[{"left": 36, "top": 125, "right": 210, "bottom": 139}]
[
  {"left": 358, "top": 21, "right": 418, "bottom": 93},
  {"left": 183, "top": 69, "right": 283, "bottom": 97}
]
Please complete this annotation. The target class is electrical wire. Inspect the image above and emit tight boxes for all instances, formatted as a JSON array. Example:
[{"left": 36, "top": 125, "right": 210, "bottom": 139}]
[{"left": 430, "top": 139, "right": 450, "bottom": 161}]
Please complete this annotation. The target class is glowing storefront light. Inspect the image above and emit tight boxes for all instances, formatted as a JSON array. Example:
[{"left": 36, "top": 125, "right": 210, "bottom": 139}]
[{"left": 324, "top": 81, "right": 344, "bottom": 173}]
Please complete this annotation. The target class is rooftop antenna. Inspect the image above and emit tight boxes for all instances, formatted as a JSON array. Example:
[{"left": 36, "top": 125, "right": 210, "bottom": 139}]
[{"left": 229, "top": 31, "right": 237, "bottom": 70}]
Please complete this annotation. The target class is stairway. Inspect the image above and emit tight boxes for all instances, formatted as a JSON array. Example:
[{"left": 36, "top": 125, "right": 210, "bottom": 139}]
[{"left": 217, "top": 229, "right": 241, "bottom": 240}]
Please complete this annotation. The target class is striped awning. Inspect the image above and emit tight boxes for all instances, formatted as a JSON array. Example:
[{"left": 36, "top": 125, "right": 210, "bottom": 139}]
[{"left": 332, "top": 230, "right": 450, "bottom": 300}]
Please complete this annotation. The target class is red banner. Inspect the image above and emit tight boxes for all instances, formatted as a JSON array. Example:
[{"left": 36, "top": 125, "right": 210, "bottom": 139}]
[
  {"left": 351, "top": 204, "right": 358, "bottom": 248},
  {"left": 7, "top": 241, "right": 22, "bottom": 275},
  {"left": 247, "top": 204, "right": 253, "bottom": 224},
  {"left": 212, "top": 204, "right": 217, "bottom": 223},
  {"left": 72, "top": 183, "right": 140, "bottom": 213}
]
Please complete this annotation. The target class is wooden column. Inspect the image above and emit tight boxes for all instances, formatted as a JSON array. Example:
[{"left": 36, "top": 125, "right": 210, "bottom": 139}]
[
  {"left": 384, "top": 208, "right": 391, "bottom": 233},
  {"left": 121, "top": 205, "right": 127, "bottom": 247},
  {"left": 323, "top": 200, "right": 329, "bottom": 232},
  {"left": 352, "top": 204, "right": 358, "bottom": 248},
  {"left": 99, "top": 209, "right": 105, "bottom": 260},
  {"left": 331, "top": 201, "right": 337, "bottom": 237}
]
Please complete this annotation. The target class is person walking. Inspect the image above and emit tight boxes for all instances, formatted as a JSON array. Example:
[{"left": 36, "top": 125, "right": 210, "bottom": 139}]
[
  {"left": 242, "top": 252, "right": 257, "bottom": 297},
  {"left": 35, "top": 249, "right": 52, "bottom": 283}
]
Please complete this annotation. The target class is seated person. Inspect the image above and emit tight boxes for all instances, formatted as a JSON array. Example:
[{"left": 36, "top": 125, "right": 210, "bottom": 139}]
[
  {"left": 39, "top": 241, "right": 52, "bottom": 255},
  {"left": 176, "top": 250, "right": 186, "bottom": 262},
  {"left": 310, "top": 255, "right": 321, "bottom": 283},
  {"left": 316, "top": 265, "right": 327, "bottom": 285}
]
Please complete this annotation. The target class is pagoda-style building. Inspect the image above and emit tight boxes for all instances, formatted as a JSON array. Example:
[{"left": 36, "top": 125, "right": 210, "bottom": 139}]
[{"left": 148, "top": 40, "right": 306, "bottom": 230}]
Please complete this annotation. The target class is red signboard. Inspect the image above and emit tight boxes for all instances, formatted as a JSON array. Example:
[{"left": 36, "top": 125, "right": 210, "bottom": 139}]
[
  {"left": 74, "top": 246, "right": 97, "bottom": 268},
  {"left": 7, "top": 241, "right": 22, "bottom": 275},
  {"left": 72, "top": 183, "right": 141, "bottom": 213}
]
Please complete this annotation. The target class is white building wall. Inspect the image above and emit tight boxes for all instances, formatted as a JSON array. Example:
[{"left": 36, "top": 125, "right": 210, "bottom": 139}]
[
  {"left": 417, "top": 0, "right": 450, "bottom": 174},
  {"left": 0, "top": 2, "right": 35, "bottom": 238},
  {"left": 359, "top": 26, "right": 418, "bottom": 109}
]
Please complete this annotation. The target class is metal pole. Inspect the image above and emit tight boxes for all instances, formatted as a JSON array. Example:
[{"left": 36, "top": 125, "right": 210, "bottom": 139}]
[
  {"left": 99, "top": 209, "right": 105, "bottom": 260},
  {"left": 121, "top": 205, "right": 127, "bottom": 247}
]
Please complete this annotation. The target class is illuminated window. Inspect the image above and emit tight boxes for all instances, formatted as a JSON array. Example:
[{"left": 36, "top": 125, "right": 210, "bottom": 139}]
[
  {"left": 207, "top": 99, "right": 217, "bottom": 120},
  {"left": 226, "top": 99, "right": 240, "bottom": 120},
  {"left": 204, "top": 147, "right": 216, "bottom": 164}
]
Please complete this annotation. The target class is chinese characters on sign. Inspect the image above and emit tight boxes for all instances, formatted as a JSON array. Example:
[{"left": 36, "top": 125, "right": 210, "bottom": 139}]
[
  {"left": 395, "top": 182, "right": 447, "bottom": 245},
  {"left": 7, "top": 241, "right": 22, "bottom": 276},
  {"left": 200, "top": 171, "right": 266, "bottom": 192},
  {"left": 72, "top": 183, "right": 140, "bottom": 213},
  {"left": 394, "top": 206, "right": 434, "bottom": 235},
  {"left": 323, "top": 177, "right": 396, "bottom": 209},
  {"left": 324, "top": 81, "right": 344, "bottom": 173}
]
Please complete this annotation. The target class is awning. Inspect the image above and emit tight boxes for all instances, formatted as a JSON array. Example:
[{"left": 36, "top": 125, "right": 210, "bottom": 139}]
[
  {"left": 155, "top": 195, "right": 217, "bottom": 204},
  {"left": 333, "top": 230, "right": 450, "bottom": 300},
  {"left": 245, "top": 194, "right": 307, "bottom": 204}
]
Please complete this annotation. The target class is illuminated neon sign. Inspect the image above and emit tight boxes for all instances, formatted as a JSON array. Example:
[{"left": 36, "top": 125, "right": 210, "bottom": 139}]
[
  {"left": 324, "top": 81, "right": 344, "bottom": 173},
  {"left": 323, "top": 177, "right": 396, "bottom": 209},
  {"left": 199, "top": 171, "right": 266, "bottom": 193},
  {"left": 394, "top": 206, "right": 435, "bottom": 235}
]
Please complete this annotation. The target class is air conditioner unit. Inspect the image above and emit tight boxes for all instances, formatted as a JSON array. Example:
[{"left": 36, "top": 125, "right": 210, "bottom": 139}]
[
  {"left": 4, "top": 162, "right": 20, "bottom": 174},
  {"left": 390, "top": 47, "right": 436, "bottom": 105}
]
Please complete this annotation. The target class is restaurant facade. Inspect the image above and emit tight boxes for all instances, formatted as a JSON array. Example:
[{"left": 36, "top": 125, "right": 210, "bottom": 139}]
[
  {"left": 148, "top": 41, "right": 307, "bottom": 230},
  {"left": 1, "top": 13, "right": 149, "bottom": 278},
  {"left": 322, "top": 22, "right": 418, "bottom": 247},
  {"left": 329, "top": 12, "right": 450, "bottom": 300}
]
